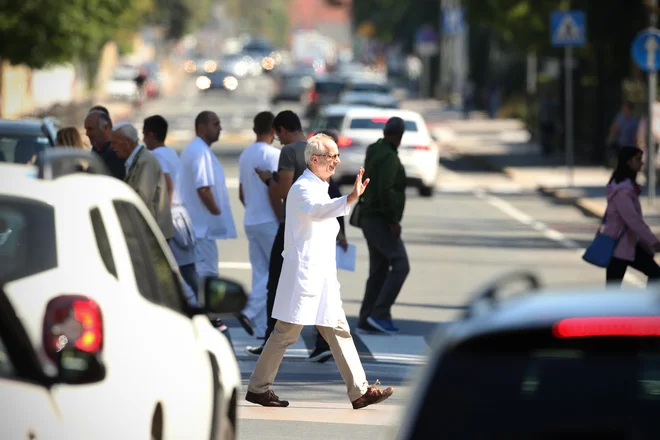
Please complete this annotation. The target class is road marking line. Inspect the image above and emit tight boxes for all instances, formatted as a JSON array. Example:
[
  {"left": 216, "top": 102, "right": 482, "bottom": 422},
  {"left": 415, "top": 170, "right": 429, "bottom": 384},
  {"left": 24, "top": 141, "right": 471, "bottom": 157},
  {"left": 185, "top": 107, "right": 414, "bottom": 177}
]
[{"left": 473, "top": 189, "right": 645, "bottom": 288}]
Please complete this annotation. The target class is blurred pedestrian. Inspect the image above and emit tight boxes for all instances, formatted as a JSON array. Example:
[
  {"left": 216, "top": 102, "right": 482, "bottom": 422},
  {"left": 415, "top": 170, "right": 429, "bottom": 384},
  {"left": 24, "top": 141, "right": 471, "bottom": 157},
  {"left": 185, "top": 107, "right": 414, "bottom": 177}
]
[
  {"left": 245, "top": 134, "right": 394, "bottom": 410},
  {"left": 608, "top": 101, "right": 640, "bottom": 160},
  {"left": 84, "top": 109, "right": 126, "bottom": 179},
  {"left": 356, "top": 117, "right": 410, "bottom": 334},
  {"left": 110, "top": 122, "right": 174, "bottom": 240},
  {"left": 602, "top": 146, "right": 660, "bottom": 285},
  {"left": 142, "top": 114, "right": 200, "bottom": 300},
  {"left": 539, "top": 92, "right": 557, "bottom": 156},
  {"left": 236, "top": 111, "right": 281, "bottom": 339},
  {"left": 245, "top": 110, "right": 309, "bottom": 357},
  {"left": 56, "top": 127, "right": 85, "bottom": 148},
  {"left": 178, "top": 111, "right": 236, "bottom": 279}
]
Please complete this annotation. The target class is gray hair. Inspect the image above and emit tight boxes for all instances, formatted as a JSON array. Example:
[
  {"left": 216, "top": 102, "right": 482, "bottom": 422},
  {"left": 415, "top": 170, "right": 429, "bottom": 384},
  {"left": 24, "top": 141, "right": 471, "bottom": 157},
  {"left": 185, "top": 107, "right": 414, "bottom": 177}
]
[
  {"left": 304, "top": 134, "right": 333, "bottom": 166},
  {"left": 87, "top": 110, "right": 113, "bottom": 129},
  {"left": 112, "top": 122, "right": 139, "bottom": 143}
]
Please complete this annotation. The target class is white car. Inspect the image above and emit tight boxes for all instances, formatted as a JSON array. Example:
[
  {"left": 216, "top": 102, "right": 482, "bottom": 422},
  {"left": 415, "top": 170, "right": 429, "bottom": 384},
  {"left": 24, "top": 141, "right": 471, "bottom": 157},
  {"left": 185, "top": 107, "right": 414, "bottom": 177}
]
[
  {"left": 106, "top": 66, "right": 139, "bottom": 101},
  {"left": 339, "top": 91, "right": 399, "bottom": 109},
  {"left": 310, "top": 106, "right": 440, "bottom": 197},
  {"left": 0, "top": 150, "right": 245, "bottom": 440}
]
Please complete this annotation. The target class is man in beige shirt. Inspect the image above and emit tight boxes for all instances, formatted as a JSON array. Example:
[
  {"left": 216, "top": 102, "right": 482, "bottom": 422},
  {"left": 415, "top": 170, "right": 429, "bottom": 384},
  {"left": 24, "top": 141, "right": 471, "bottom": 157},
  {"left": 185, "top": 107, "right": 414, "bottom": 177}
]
[{"left": 110, "top": 122, "right": 174, "bottom": 239}]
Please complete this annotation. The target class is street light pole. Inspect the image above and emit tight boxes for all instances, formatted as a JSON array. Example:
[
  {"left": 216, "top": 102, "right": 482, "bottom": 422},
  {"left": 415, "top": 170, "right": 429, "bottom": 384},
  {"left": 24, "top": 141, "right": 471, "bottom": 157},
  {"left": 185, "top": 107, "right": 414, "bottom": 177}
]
[{"left": 649, "top": 0, "right": 658, "bottom": 206}]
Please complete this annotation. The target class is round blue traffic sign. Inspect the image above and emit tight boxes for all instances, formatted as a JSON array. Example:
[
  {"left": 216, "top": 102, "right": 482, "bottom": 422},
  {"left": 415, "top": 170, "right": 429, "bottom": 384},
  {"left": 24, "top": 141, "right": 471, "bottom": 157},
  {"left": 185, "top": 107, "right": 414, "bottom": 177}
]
[{"left": 632, "top": 28, "right": 660, "bottom": 73}]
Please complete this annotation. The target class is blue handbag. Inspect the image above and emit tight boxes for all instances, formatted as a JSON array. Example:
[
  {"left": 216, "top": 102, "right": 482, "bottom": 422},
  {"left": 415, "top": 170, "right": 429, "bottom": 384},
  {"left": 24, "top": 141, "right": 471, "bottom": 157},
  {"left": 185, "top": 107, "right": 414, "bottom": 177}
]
[{"left": 582, "top": 212, "right": 627, "bottom": 268}]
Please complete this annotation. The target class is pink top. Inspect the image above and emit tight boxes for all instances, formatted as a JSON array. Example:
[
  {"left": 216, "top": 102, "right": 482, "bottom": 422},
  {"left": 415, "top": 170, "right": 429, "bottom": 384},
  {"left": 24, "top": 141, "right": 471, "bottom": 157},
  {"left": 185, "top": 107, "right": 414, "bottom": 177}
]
[{"left": 603, "top": 178, "right": 659, "bottom": 261}]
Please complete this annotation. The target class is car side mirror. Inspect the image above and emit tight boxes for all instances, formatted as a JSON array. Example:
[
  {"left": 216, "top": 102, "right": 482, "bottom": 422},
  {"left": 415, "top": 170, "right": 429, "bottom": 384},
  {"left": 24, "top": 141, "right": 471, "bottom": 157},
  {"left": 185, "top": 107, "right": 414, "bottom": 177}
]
[
  {"left": 204, "top": 277, "right": 248, "bottom": 315},
  {"left": 55, "top": 348, "right": 106, "bottom": 385}
]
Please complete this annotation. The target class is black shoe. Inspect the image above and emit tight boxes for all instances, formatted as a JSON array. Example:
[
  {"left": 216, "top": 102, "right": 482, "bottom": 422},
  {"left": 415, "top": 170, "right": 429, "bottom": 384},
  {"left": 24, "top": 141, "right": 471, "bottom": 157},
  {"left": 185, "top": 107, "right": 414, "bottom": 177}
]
[
  {"left": 307, "top": 346, "right": 332, "bottom": 363},
  {"left": 356, "top": 320, "right": 385, "bottom": 334},
  {"left": 245, "top": 345, "right": 263, "bottom": 356},
  {"left": 235, "top": 313, "right": 254, "bottom": 336}
]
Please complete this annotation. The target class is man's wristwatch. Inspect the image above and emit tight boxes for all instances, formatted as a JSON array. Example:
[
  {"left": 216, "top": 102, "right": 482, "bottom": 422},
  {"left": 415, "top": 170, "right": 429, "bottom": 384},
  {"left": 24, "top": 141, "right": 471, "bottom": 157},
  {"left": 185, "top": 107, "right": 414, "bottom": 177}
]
[
  {"left": 265, "top": 177, "right": 272, "bottom": 186},
  {"left": 272, "top": 171, "right": 279, "bottom": 183}
]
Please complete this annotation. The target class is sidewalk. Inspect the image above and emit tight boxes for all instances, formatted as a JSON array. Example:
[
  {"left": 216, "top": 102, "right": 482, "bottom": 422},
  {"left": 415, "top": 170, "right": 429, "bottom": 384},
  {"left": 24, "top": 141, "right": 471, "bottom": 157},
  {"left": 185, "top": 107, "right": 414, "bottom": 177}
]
[{"left": 428, "top": 116, "right": 660, "bottom": 232}]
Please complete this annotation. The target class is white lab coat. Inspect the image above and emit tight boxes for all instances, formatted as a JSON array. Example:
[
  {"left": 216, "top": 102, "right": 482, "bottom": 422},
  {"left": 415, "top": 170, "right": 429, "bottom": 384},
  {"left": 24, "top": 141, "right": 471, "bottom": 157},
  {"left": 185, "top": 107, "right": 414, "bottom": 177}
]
[{"left": 272, "top": 169, "right": 352, "bottom": 327}]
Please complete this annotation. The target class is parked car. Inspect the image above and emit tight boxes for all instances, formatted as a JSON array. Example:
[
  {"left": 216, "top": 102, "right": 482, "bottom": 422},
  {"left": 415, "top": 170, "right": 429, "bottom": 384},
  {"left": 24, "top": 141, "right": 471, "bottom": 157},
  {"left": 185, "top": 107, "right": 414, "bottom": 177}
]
[
  {"left": 0, "top": 118, "right": 57, "bottom": 164},
  {"left": 0, "top": 149, "right": 246, "bottom": 439},
  {"left": 395, "top": 272, "right": 660, "bottom": 439},
  {"left": 309, "top": 106, "right": 439, "bottom": 197}
]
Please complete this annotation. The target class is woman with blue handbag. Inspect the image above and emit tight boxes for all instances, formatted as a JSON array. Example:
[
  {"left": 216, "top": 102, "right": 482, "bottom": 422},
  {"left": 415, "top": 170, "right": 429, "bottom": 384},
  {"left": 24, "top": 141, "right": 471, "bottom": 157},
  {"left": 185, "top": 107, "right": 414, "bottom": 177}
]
[{"left": 600, "top": 146, "right": 660, "bottom": 284}]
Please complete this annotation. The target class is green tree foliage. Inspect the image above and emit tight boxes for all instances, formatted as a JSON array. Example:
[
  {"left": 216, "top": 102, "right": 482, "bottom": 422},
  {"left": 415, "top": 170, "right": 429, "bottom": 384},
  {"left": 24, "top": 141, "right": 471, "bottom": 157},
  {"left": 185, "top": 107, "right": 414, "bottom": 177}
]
[
  {"left": 149, "top": 0, "right": 214, "bottom": 40},
  {"left": 0, "top": 0, "right": 141, "bottom": 68}
]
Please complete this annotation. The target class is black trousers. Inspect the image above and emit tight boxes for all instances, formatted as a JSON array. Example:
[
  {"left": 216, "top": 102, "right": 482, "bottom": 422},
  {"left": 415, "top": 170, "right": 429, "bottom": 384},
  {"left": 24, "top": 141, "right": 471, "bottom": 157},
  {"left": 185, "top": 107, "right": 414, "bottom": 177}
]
[
  {"left": 263, "top": 222, "right": 329, "bottom": 350},
  {"left": 606, "top": 245, "right": 660, "bottom": 285}
]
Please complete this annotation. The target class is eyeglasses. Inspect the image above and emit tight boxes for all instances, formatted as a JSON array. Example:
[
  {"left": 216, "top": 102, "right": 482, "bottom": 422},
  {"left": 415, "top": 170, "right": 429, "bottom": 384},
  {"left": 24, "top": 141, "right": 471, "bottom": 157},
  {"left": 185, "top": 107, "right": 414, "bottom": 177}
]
[{"left": 315, "top": 153, "right": 340, "bottom": 160}]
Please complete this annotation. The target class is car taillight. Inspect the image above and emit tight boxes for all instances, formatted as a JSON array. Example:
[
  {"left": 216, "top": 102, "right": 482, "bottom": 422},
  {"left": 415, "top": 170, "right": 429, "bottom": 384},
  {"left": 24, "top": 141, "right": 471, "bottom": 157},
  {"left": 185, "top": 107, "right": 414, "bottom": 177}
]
[
  {"left": 415, "top": 145, "right": 431, "bottom": 151},
  {"left": 307, "top": 132, "right": 315, "bottom": 139},
  {"left": 553, "top": 316, "right": 660, "bottom": 338},
  {"left": 309, "top": 90, "right": 318, "bottom": 102},
  {"left": 43, "top": 295, "right": 103, "bottom": 362},
  {"left": 337, "top": 136, "right": 352, "bottom": 148},
  {"left": 371, "top": 117, "right": 389, "bottom": 123}
]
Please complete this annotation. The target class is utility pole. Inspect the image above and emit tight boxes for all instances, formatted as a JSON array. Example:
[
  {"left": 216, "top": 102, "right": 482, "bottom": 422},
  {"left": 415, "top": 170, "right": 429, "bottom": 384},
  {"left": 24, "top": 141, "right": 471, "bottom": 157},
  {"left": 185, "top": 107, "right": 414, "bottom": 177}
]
[{"left": 649, "top": 0, "right": 658, "bottom": 205}]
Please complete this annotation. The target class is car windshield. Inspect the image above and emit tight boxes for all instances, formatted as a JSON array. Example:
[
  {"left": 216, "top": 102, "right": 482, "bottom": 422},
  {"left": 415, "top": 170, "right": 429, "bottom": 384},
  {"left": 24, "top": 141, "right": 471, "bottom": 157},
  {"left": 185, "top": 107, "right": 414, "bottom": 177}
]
[
  {"left": 0, "top": 132, "right": 51, "bottom": 164},
  {"left": 407, "top": 330, "right": 660, "bottom": 438},
  {"left": 0, "top": 197, "right": 57, "bottom": 283},
  {"left": 349, "top": 118, "right": 418, "bottom": 131}
]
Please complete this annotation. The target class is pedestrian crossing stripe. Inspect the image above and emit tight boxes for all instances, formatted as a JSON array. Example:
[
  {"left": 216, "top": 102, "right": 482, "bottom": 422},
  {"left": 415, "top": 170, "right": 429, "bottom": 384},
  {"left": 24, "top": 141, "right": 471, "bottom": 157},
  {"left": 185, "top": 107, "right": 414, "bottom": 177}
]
[{"left": 228, "top": 325, "right": 429, "bottom": 366}]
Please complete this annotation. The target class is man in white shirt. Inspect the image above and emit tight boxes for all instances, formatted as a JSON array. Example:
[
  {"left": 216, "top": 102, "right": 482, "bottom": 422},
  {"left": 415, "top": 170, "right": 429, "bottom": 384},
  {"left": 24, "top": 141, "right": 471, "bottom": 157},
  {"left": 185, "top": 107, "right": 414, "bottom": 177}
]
[
  {"left": 237, "top": 111, "right": 281, "bottom": 339},
  {"left": 178, "top": 111, "right": 237, "bottom": 280},
  {"left": 143, "top": 115, "right": 199, "bottom": 295}
]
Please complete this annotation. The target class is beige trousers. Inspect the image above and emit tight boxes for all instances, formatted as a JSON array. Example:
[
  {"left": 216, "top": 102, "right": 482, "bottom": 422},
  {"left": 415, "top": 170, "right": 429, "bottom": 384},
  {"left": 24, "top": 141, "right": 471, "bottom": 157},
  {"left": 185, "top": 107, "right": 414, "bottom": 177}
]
[{"left": 247, "top": 317, "right": 369, "bottom": 402}]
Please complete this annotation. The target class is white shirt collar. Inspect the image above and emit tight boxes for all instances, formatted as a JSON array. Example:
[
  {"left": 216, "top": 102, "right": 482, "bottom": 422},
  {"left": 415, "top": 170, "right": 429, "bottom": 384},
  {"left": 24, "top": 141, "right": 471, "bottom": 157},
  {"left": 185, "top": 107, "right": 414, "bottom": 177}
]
[
  {"left": 303, "top": 168, "right": 329, "bottom": 188},
  {"left": 124, "top": 144, "right": 143, "bottom": 174}
]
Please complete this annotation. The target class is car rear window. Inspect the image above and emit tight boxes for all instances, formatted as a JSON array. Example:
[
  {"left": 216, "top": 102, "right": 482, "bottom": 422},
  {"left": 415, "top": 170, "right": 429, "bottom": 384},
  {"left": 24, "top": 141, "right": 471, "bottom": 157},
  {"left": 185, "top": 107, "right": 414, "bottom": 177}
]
[
  {"left": 0, "top": 133, "right": 51, "bottom": 164},
  {"left": 348, "top": 83, "right": 390, "bottom": 94},
  {"left": 315, "top": 81, "right": 345, "bottom": 94},
  {"left": 349, "top": 118, "right": 418, "bottom": 132},
  {"left": 407, "top": 329, "right": 660, "bottom": 438},
  {"left": 313, "top": 115, "right": 345, "bottom": 131},
  {"left": 0, "top": 197, "right": 57, "bottom": 283}
]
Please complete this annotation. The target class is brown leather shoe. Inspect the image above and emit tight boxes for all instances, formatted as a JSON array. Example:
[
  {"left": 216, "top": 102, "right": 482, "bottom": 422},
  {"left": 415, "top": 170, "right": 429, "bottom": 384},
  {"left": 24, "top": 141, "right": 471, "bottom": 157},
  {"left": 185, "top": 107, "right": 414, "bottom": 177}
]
[
  {"left": 245, "top": 390, "right": 290, "bottom": 407},
  {"left": 352, "top": 380, "right": 394, "bottom": 410}
]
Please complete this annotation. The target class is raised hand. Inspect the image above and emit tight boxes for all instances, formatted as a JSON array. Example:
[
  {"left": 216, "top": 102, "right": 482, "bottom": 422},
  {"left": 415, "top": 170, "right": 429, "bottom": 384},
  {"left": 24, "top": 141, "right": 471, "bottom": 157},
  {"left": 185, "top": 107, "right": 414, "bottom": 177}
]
[{"left": 348, "top": 168, "right": 370, "bottom": 204}]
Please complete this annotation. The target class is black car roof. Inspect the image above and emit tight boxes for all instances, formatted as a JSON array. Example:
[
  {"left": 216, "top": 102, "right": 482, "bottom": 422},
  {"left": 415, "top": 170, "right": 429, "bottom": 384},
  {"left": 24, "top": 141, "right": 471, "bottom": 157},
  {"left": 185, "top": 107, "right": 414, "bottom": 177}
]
[{"left": 442, "top": 286, "right": 660, "bottom": 346}]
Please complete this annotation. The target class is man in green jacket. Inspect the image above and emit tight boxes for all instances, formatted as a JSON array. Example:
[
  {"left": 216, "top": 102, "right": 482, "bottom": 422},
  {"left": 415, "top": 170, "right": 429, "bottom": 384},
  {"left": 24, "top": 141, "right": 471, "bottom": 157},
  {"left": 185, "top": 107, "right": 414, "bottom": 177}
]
[{"left": 357, "top": 117, "right": 410, "bottom": 334}]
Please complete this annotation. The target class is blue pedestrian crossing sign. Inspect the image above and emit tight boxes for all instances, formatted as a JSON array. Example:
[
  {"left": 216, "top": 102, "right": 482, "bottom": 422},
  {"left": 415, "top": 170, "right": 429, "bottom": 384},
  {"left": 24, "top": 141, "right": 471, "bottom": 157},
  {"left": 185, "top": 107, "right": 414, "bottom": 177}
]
[
  {"left": 632, "top": 29, "right": 660, "bottom": 72},
  {"left": 550, "top": 11, "right": 586, "bottom": 47}
]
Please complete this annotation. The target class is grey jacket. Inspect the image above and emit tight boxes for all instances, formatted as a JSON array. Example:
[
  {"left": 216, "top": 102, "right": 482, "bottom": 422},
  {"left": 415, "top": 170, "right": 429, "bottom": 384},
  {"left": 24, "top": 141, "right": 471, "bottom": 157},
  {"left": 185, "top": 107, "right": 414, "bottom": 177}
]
[{"left": 125, "top": 147, "right": 175, "bottom": 239}]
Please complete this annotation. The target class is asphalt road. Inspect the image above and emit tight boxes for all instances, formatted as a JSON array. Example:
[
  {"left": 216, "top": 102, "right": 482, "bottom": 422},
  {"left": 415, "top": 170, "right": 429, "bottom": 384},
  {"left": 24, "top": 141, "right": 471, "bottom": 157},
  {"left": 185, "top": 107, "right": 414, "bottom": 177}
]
[{"left": 130, "top": 73, "right": 626, "bottom": 440}]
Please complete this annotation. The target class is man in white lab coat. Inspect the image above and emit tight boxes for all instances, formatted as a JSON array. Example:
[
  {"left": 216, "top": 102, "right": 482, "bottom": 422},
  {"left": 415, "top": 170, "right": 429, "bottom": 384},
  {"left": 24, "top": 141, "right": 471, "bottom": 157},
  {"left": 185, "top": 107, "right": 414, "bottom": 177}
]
[{"left": 245, "top": 134, "right": 395, "bottom": 410}]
